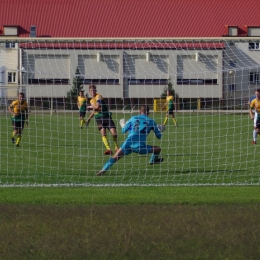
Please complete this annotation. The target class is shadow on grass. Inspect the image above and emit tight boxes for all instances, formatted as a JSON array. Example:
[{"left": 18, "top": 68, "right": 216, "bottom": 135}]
[{"left": 171, "top": 168, "right": 246, "bottom": 174}]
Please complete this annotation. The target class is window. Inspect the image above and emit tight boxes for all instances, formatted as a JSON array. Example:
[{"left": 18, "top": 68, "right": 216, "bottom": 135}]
[
  {"left": 82, "top": 79, "right": 119, "bottom": 84},
  {"left": 8, "top": 72, "right": 16, "bottom": 83},
  {"left": 229, "top": 84, "right": 236, "bottom": 91},
  {"left": 229, "top": 61, "right": 236, "bottom": 68},
  {"left": 249, "top": 42, "right": 260, "bottom": 50},
  {"left": 250, "top": 72, "right": 260, "bottom": 83},
  {"left": 128, "top": 79, "right": 167, "bottom": 85},
  {"left": 5, "top": 42, "right": 15, "bottom": 48},
  {"left": 30, "top": 26, "right": 37, "bottom": 37},
  {"left": 128, "top": 79, "right": 140, "bottom": 84},
  {"left": 177, "top": 79, "right": 217, "bottom": 85},
  {"left": 28, "top": 79, "right": 70, "bottom": 84}
]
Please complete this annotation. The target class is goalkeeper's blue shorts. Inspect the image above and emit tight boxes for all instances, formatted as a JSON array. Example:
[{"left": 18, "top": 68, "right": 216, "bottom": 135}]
[{"left": 121, "top": 141, "right": 153, "bottom": 155}]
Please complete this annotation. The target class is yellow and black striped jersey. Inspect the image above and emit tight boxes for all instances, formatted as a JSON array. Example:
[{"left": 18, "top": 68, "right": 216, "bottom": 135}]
[
  {"left": 250, "top": 98, "right": 260, "bottom": 113},
  {"left": 10, "top": 100, "right": 28, "bottom": 122},
  {"left": 90, "top": 93, "right": 111, "bottom": 119},
  {"left": 166, "top": 95, "right": 174, "bottom": 110},
  {"left": 77, "top": 96, "right": 87, "bottom": 112}
]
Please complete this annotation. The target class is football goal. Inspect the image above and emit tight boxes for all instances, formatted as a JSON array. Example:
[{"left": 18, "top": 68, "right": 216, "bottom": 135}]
[{"left": 0, "top": 37, "right": 259, "bottom": 186}]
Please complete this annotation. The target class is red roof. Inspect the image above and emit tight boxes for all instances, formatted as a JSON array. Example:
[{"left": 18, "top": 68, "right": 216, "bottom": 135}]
[{"left": 1, "top": 0, "right": 260, "bottom": 38}]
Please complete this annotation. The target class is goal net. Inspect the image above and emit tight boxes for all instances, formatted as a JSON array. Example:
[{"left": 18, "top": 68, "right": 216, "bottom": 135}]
[{"left": 0, "top": 37, "right": 259, "bottom": 186}]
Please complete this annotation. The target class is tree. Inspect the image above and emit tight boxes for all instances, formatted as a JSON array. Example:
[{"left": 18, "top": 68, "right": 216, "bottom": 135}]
[
  {"left": 66, "top": 67, "right": 87, "bottom": 110},
  {"left": 160, "top": 78, "right": 178, "bottom": 98}
]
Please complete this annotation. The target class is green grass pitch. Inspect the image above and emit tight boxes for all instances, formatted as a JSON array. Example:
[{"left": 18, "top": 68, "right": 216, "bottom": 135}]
[{"left": 0, "top": 111, "right": 259, "bottom": 186}]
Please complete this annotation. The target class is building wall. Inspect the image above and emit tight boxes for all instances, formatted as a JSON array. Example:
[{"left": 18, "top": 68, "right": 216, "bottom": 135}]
[
  {"left": 0, "top": 43, "right": 19, "bottom": 98},
  {"left": 2, "top": 41, "right": 259, "bottom": 102},
  {"left": 174, "top": 50, "right": 223, "bottom": 98},
  {"left": 223, "top": 42, "right": 260, "bottom": 101}
]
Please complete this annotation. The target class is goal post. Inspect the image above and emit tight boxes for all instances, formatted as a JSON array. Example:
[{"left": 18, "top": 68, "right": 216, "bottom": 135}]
[
  {"left": 1, "top": 37, "right": 260, "bottom": 186},
  {"left": 154, "top": 99, "right": 166, "bottom": 112}
]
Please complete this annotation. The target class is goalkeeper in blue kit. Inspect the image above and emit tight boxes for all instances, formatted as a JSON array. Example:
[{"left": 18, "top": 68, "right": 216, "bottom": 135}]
[{"left": 96, "top": 105, "right": 164, "bottom": 176}]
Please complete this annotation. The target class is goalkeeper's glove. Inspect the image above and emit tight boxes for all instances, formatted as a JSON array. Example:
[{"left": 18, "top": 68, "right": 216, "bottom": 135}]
[
  {"left": 119, "top": 118, "right": 127, "bottom": 128},
  {"left": 157, "top": 124, "right": 166, "bottom": 132}
]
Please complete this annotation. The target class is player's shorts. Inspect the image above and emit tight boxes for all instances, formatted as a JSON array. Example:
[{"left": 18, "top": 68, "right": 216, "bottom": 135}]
[
  {"left": 95, "top": 116, "right": 116, "bottom": 131},
  {"left": 121, "top": 141, "right": 153, "bottom": 155},
  {"left": 256, "top": 118, "right": 260, "bottom": 129},
  {"left": 167, "top": 109, "right": 174, "bottom": 115},
  {"left": 12, "top": 120, "right": 25, "bottom": 129},
  {"left": 79, "top": 111, "right": 86, "bottom": 117}
]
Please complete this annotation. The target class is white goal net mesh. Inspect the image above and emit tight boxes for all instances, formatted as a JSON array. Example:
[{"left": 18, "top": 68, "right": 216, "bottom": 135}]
[{"left": 0, "top": 37, "right": 260, "bottom": 186}]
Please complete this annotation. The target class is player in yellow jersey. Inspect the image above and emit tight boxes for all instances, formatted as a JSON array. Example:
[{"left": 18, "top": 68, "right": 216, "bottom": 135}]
[
  {"left": 77, "top": 90, "right": 87, "bottom": 129},
  {"left": 249, "top": 90, "right": 258, "bottom": 144},
  {"left": 162, "top": 90, "right": 178, "bottom": 126},
  {"left": 8, "top": 92, "right": 28, "bottom": 147},
  {"left": 249, "top": 88, "right": 260, "bottom": 144},
  {"left": 85, "top": 84, "right": 119, "bottom": 155}
]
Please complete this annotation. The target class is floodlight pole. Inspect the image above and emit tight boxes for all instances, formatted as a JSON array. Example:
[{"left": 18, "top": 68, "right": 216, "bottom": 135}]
[
  {"left": 50, "top": 84, "right": 53, "bottom": 116},
  {"left": 75, "top": 66, "right": 80, "bottom": 95},
  {"left": 21, "top": 66, "right": 27, "bottom": 102}
]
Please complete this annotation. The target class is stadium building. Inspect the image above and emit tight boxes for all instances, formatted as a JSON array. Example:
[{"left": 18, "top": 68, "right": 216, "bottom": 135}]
[{"left": 0, "top": 0, "right": 260, "bottom": 110}]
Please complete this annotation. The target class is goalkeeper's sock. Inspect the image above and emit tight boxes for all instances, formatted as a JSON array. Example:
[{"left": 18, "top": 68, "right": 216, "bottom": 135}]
[
  {"left": 163, "top": 117, "right": 168, "bottom": 125},
  {"left": 149, "top": 152, "right": 160, "bottom": 164},
  {"left": 113, "top": 136, "right": 119, "bottom": 150},
  {"left": 102, "top": 158, "right": 116, "bottom": 171},
  {"left": 16, "top": 134, "right": 22, "bottom": 146},
  {"left": 173, "top": 118, "right": 178, "bottom": 126},
  {"left": 102, "top": 136, "right": 111, "bottom": 150}
]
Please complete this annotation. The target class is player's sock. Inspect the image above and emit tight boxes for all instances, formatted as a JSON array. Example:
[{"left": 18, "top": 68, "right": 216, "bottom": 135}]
[
  {"left": 16, "top": 134, "right": 22, "bottom": 146},
  {"left": 80, "top": 119, "right": 84, "bottom": 127},
  {"left": 102, "top": 158, "right": 116, "bottom": 171},
  {"left": 149, "top": 152, "right": 160, "bottom": 164},
  {"left": 163, "top": 117, "right": 168, "bottom": 125},
  {"left": 102, "top": 136, "right": 111, "bottom": 150},
  {"left": 12, "top": 131, "right": 16, "bottom": 143},
  {"left": 253, "top": 130, "right": 258, "bottom": 141},
  {"left": 113, "top": 136, "right": 119, "bottom": 150},
  {"left": 173, "top": 118, "right": 178, "bottom": 126}
]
